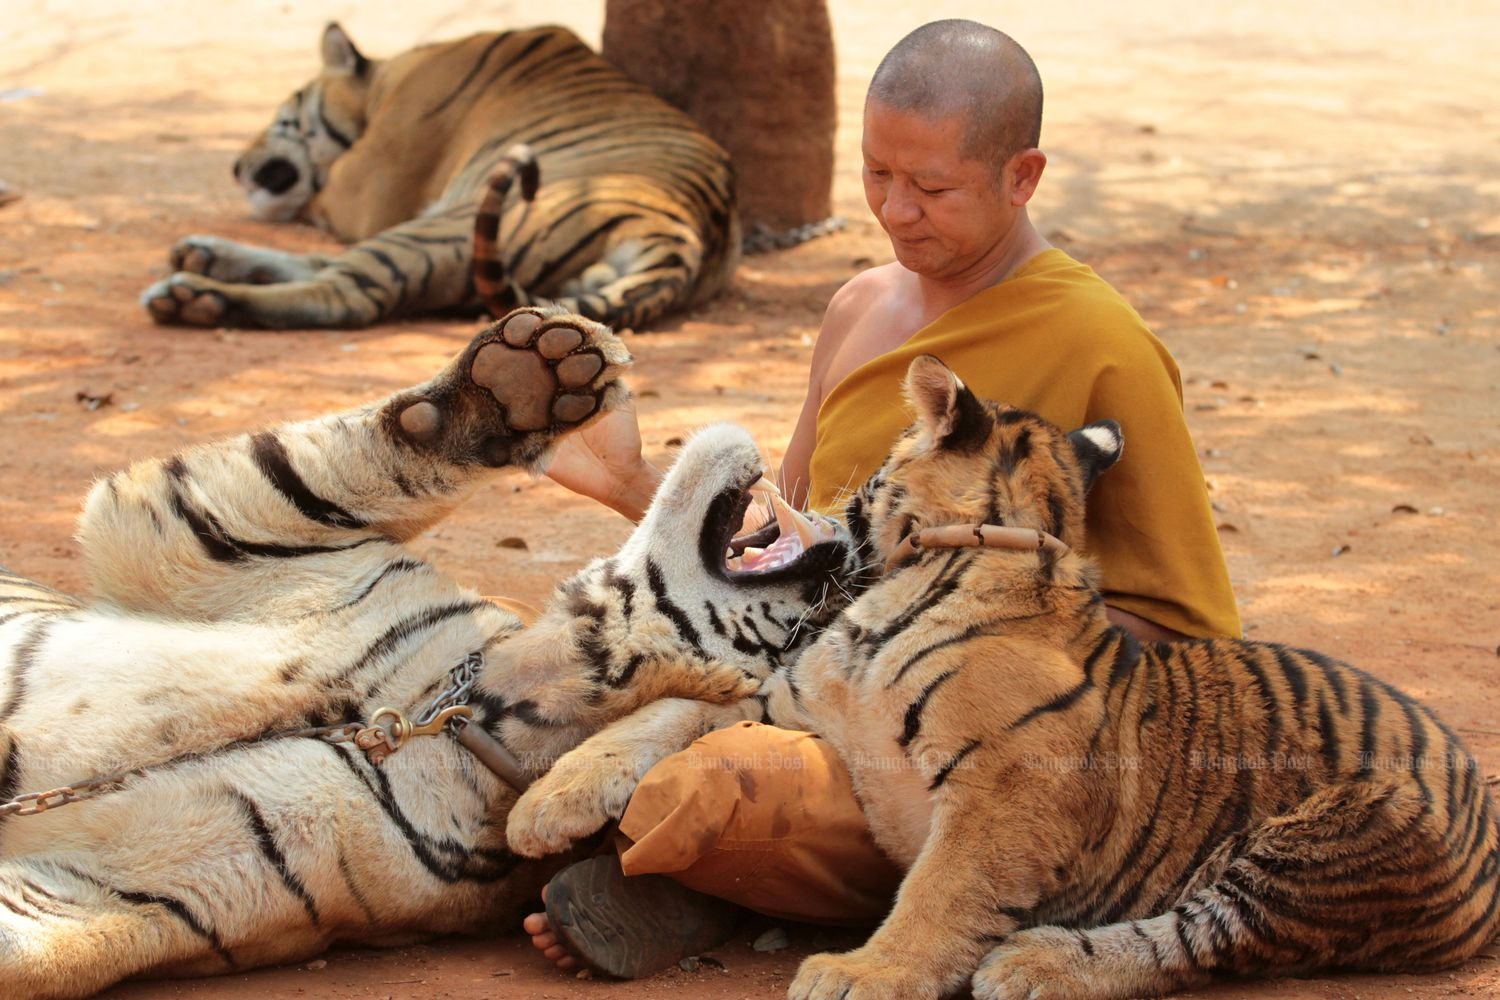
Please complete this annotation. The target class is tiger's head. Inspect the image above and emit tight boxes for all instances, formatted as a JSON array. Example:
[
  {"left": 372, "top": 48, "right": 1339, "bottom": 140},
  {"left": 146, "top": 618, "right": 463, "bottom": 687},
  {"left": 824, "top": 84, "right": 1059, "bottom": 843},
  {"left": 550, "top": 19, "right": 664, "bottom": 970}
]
[
  {"left": 845, "top": 355, "right": 1124, "bottom": 570},
  {"left": 616, "top": 421, "right": 862, "bottom": 660},
  {"left": 233, "top": 23, "right": 373, "bottom": 222},
  {"left": 487, "top": 423, "right": 861, "bottom": 737}
]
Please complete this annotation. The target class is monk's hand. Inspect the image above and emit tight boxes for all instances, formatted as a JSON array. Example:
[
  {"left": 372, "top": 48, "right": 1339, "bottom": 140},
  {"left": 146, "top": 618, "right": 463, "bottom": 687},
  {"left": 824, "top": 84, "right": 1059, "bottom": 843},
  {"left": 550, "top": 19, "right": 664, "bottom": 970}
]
[{"left": 542, "top": 393, "right": 659, "bottom": 522}]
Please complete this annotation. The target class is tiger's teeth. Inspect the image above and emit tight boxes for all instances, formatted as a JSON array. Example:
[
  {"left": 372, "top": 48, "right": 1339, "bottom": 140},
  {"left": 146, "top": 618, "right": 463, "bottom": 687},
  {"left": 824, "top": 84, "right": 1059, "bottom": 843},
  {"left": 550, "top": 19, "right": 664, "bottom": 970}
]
[
  {"left": 742, "top": 546, "right": 765, "bottom": 559},
  {"left": 769, "top": 493, "right": 820, "bottom": 548},
  {"left": 748, "top": 476, "right": 781, "bottom": 497}
]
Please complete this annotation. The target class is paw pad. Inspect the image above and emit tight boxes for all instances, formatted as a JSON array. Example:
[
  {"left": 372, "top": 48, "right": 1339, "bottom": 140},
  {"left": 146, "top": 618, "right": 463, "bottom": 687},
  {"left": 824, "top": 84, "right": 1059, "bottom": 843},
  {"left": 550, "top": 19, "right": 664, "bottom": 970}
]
[{"left": 468, "top": 310, "right": 618, "bottom": 433}]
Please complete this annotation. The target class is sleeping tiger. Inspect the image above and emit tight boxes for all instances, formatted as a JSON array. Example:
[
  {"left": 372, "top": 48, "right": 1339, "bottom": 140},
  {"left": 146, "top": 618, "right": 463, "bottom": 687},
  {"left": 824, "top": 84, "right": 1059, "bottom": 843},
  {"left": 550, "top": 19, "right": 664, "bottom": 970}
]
[
  {"left": 0, "top": 307, "right": 856, "bottom": 1000},
  {"left": 140, "top": 23, "right": 739, "bottom": 330},
  {"left": 506, "top": 355, "right": 1500, "bottom": 999}
]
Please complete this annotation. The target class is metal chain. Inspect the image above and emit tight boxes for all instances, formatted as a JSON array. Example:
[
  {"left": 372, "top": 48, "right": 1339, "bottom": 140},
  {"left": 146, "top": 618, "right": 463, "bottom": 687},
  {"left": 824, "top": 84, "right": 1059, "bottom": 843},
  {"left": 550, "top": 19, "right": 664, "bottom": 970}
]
[
  {"left": 415, "top": 651, "right": 483, "bottom": 729},
  {"left": 0, "top": 652, "right": 484, "bottom": 819}
]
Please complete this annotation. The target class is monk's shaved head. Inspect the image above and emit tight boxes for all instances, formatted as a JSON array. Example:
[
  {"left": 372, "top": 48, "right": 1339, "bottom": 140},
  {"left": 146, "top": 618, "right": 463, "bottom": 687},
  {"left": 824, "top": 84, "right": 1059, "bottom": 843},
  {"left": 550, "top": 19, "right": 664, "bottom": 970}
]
[{"left": 868, "top": 20, "right": 1043, "bottom": 173}]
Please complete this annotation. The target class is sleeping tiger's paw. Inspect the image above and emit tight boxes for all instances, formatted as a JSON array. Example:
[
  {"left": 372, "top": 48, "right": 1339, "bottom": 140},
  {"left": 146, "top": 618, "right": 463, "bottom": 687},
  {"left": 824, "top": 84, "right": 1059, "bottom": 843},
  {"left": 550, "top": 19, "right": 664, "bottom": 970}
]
[
  {"left": 973, "top": 927, "right": 1096, "bottom": 1000},
  {"left": 789, "top": 949, "right": 935, "bottom": 1000},
  {"left": 170, "top": 235, "right": 236, "bottom": 278},
  {"left": 505, "top": 752, "right": 637, "bottom": 857},
  {"left": 391, "top": 307, "right": 633, "bottom": 469},
  {"left": 141, "top": 273, "right": 230, "bottom": 326}
]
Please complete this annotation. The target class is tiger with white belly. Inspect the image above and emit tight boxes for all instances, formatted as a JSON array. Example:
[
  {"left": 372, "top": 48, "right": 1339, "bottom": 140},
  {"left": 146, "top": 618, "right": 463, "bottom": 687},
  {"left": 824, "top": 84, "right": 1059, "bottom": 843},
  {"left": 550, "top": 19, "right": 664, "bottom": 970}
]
[{"left": 0, "top": 307, "right": 856, "bottom": 1000}]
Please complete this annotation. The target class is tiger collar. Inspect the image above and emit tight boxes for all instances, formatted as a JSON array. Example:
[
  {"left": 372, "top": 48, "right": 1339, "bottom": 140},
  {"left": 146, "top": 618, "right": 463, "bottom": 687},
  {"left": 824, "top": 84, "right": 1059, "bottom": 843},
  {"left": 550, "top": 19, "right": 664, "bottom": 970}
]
[{"left": 884, "top": 523, "right": 1070, "bottom": 575}]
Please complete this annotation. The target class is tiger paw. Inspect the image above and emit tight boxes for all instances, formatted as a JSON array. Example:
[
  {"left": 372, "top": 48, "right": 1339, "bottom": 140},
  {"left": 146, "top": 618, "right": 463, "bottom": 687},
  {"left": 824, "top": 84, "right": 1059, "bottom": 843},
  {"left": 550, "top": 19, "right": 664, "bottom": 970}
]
[
  {"left": 170, "top": 236, "right": 228, "bottom": 277},
  {"left": 789, "top": 950, "right": 931, "bottom": 1000},
  {"left": 972, "top": 927, "right": 1095, "bottom": 1000},
  {"left": 505, "top": 751, "right": 638, "bottom": 858},
  {"left": 392, "top": 307, "right": 633, "bottom": 468},
  {"left": 141, "top": 273, "right": 230, "bottom": 326}
]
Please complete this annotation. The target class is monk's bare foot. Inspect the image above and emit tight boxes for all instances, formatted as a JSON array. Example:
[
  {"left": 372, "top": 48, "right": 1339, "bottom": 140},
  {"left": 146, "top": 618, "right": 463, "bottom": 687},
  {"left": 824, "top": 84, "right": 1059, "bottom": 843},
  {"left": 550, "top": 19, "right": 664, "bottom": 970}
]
[{"left": 523, "top": 886, "right": 579, "bottom": 972}]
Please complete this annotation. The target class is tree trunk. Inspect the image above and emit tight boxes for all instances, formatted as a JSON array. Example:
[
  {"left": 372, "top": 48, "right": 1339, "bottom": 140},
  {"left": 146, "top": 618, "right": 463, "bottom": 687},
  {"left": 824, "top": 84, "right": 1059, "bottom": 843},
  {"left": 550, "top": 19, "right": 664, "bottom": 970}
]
[{"left": 602, "top": 0, "right": 836, "bottom": 234}]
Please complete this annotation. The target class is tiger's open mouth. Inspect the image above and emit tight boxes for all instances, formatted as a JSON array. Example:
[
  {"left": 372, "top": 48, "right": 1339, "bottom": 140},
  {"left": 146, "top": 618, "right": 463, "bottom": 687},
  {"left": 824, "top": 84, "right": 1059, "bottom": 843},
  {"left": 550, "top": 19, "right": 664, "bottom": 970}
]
[{"left": 700, "top": 472, "right": 846, "bottom": 584}]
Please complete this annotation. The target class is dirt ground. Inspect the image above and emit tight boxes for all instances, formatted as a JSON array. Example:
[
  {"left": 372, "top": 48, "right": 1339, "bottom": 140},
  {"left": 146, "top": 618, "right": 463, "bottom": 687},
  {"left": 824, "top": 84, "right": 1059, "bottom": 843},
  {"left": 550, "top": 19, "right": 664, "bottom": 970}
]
[{"left": 3, "top": 1, "right": 1499, "bottom": 998}]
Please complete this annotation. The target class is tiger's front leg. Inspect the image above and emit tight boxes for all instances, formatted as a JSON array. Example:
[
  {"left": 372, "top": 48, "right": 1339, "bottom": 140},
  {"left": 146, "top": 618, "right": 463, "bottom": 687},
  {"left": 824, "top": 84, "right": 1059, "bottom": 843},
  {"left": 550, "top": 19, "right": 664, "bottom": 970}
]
[
  {"left": 141, "top": 210, "right": 477, "bottom": 328},
  {"left": 81, "top": 306, "right": 631, "bottom": 618},
  {"left": 506, "top": 697, "right": 762, "bottom": 858},
  {"left": 167, "top": 233, "right": 334, "bottom": 284},
  {"left": 788, "top": 769, "right": 1085, "bottom": 1000}
]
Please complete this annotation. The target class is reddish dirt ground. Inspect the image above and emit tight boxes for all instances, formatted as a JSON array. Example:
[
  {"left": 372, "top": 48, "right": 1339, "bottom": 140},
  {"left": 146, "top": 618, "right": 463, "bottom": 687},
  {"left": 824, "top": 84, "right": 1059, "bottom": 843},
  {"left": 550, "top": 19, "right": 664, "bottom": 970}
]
[{"left": 3, "top": 2, "right": 1498, "bottom": 998}]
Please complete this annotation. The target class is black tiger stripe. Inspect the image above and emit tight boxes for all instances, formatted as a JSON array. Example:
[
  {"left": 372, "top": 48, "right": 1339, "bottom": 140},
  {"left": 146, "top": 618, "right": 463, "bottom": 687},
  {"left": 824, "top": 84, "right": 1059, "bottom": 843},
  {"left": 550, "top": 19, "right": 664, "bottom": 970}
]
[
  {"left": 326, "top": 743, "right": 520, "bottom": 883},
  {"left": 1, "top": 621, "right": 48, "bottom": 724},
  {"left": 331, "top": 557, "right": 426, "bottom": 612},
  {"left": 1271, "top": 646, "right": 1310, "bottom": 726},
  {"left": 1171, "top": 906, "right": 1206, "bottom": 971},
  {"left": 646, "top": 558, "right": 704, "bottom": 652},
  {"left": 423, "top": 31, "right": 520, "bottom": 120},
  {"left": 887, "top": 627, "right": 980, "bottom": 688},
  {"left": 703, "top": 601, "right": 728, "bottom": 637},
  {"left": 527, "top": 214, "right": 645, "bottom": 290},
  {"left": 1006, "top": 675, "right": 1093, "bottom": 732},
  {"left": 250, "top": 432, "right": 367, "bottom": 529},
  {"left": 900, "top": 669, "right": 958, "bottom": 749},
  {"left": 229, "top": 791, "right": 321, "bottom": 926},
  {"left": 114, "top": 888, "right": 235, "bottom": 967},
  {"left": 316, "top": 101, "right": 355, "bottom": 150},
  {"left": 335, "top": 599, "right": 493, "bottom": 686},
  {"left": 929, "top": 738, "right": 981, "bottom": 790},
  {"left": 865, "top": 551, "right": 966, "bottom": 648},
  {"left": 610, "top": 652, "right": 645, "bottom": 688},
  {"left": 168, "top": 456, "right": 374, "bottom": 562},
  {"left": 1356, "top": 677, "right": 1382, "bottom": 776},
  {"left": 336, "top": 849, "right": 380, "bottom": 925}
]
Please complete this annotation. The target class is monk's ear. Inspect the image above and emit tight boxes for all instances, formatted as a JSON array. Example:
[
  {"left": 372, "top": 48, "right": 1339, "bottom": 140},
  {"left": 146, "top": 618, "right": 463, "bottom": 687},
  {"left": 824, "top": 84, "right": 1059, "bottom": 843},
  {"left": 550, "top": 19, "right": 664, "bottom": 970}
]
[
  {"left": 1065, "top": 421, "right": 1124, "bottom": 493},
  {"left": 322, "top": 22, "right": 371, "bottom": 77},
  {"left": 903, "top": 356, "right": 991, "bottom": 452}
]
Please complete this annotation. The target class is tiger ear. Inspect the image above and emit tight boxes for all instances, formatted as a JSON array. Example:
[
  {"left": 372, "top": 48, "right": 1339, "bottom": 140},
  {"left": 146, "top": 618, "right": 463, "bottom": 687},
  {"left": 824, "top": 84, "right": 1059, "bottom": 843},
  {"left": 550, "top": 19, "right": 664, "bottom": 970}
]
[
  {"left": 903, "top": 355, "right": 991, "bottom": 452},
  {"left": 1065, "top": 421, "right": 1124, "bottom": 493},
  {"left": 322, "top": 22, "right": 371, "bottom": 77}
]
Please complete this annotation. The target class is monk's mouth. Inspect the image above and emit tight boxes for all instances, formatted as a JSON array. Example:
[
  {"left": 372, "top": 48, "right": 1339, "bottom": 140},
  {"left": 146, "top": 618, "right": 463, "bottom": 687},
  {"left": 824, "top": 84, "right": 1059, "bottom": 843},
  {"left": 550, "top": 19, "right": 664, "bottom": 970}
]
[{"left": 699, "top": 472, "right": 844, "bottom": 583}]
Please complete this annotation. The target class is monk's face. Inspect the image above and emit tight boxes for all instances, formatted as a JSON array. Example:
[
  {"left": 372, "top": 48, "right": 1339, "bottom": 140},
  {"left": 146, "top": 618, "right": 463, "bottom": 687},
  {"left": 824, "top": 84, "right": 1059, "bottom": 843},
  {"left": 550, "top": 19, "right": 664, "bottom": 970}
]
[{"left": 861, "top": 101, "right": 1019, "bottom": 280}]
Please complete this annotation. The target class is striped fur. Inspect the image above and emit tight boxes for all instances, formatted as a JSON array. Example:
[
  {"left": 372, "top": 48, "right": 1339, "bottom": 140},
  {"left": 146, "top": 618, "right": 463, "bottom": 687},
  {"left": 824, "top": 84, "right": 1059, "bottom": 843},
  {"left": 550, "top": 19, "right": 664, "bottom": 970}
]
[
  {"left": 142, "top": 23, "right": 739, "bottom": 330},
  {"left": 515, "top": 355, "right": 1500, "bottom": 999},
  {"left": 0, "top": 311, "right": 854, "bottom": 999}
]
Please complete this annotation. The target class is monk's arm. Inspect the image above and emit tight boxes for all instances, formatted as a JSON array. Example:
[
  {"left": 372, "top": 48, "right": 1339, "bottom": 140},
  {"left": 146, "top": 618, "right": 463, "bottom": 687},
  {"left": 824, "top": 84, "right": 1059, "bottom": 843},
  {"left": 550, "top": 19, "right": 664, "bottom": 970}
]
[{"left": 1106, "top": 605, "right": 1186, "bottom": 642}]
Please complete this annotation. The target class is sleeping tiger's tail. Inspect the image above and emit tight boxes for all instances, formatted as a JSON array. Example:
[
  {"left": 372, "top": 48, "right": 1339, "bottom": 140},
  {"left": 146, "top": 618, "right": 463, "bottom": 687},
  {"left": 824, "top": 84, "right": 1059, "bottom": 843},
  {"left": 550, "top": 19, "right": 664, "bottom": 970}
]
[{"left": 472, "top": 144, "right": 540, "bottom": 316}]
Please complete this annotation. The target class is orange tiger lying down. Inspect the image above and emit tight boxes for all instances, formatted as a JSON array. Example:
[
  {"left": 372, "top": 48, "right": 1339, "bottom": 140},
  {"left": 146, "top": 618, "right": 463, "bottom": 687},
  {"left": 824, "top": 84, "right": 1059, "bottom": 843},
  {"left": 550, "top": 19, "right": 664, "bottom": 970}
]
[{"left": 508, "top": 355, "right": 1500, "bottom": 999}]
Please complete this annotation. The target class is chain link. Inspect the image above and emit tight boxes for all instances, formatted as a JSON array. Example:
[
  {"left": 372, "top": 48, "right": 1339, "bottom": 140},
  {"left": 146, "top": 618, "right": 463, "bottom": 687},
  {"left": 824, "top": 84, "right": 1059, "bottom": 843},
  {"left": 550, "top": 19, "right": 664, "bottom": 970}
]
[
  {"left": 0, "top": 653, "right": 484, "bottom": 819},
  {"left": 415, "top": 651, "right": 483, "bottom": 729}
]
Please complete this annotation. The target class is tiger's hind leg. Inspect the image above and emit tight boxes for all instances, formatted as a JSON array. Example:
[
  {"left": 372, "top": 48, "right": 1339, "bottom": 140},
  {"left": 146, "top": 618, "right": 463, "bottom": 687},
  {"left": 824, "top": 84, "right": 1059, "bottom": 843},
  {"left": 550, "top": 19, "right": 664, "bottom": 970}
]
[
  {"left": 81, "top": 307, "right": 631, "bottom": 618},
  {"left": 168, "top": 234, "right": 334, "bottom": 285},
  {"left": 142, "top": 208, "right": 479, "bottom": 328},
  {"left": 0, "top": 859, "right": 237, "bottom": 1000},
  {"left": 972, "top": 777, "right": 1500, "bottom": 1000}
]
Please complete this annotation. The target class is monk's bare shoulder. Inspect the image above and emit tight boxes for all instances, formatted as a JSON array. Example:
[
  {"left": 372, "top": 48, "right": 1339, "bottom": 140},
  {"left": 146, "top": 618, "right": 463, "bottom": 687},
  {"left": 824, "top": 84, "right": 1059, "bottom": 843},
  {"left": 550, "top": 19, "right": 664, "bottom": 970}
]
[{"left": 813, "top": 264, "right": 914, "bottom": 395}]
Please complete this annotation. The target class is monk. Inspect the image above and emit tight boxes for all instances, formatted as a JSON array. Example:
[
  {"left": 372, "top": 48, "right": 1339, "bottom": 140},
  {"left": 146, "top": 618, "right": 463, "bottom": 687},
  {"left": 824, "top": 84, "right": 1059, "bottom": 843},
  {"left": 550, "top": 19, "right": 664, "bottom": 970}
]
[{"left": 522, "top": 19, "right": 1240, "bottom": 976}]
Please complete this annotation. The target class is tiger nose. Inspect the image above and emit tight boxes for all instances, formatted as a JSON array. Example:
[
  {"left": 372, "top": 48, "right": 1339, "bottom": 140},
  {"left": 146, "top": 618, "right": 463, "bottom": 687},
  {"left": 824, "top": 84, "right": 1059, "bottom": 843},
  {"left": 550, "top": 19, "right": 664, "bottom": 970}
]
[{"left": 251, "top": 158, "right": 300, "bottom": 196}]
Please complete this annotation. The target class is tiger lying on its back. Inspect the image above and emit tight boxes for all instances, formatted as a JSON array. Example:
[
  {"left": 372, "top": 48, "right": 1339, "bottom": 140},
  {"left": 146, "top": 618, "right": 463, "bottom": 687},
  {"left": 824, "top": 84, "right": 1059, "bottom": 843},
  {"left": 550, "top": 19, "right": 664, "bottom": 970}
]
[
  {"left": 0, "top": 308, "right": 856, "bottom": 1000},
  {"left": 509, "top": 356, "right": 1500, "bottom": 1000},
  {"left": 141, "top": 23, "right": 738, "bottom": 330}
]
